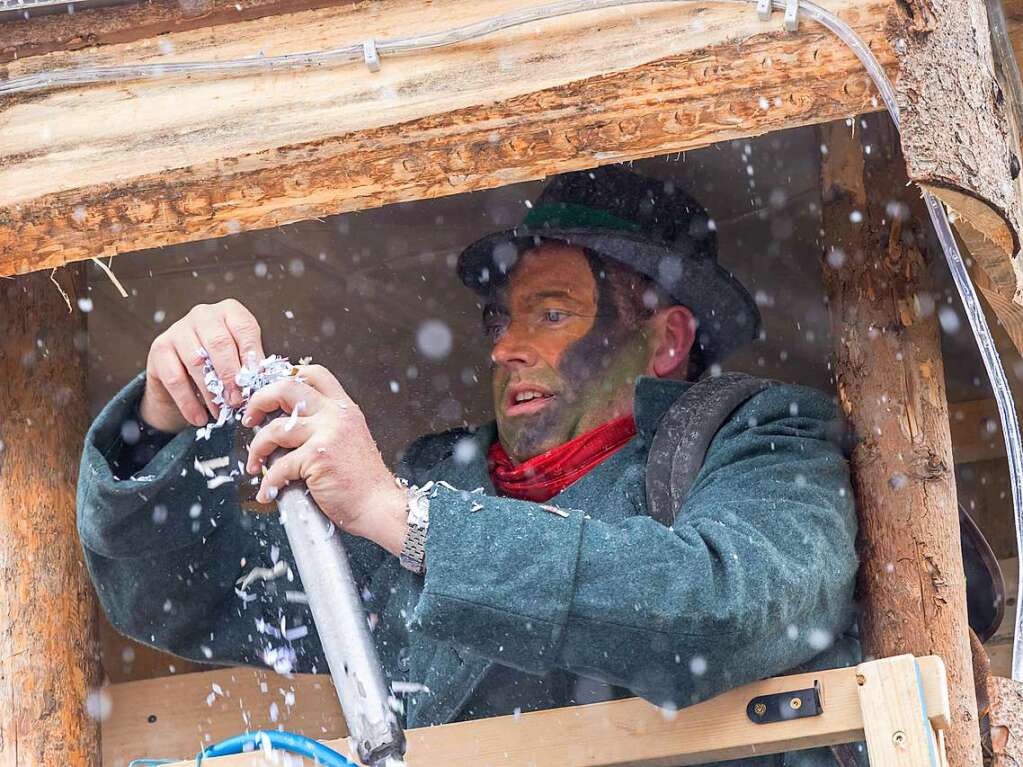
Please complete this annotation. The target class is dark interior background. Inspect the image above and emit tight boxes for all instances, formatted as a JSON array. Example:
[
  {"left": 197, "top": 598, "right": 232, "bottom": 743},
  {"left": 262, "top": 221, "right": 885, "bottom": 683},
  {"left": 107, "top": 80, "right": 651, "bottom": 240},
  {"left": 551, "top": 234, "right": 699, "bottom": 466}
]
[
  {"left": 86, "top": 123, "right": 995, "bottom": 461},
  {"left": 84, "top": 121, "right": 1018, "bottom": 681}
]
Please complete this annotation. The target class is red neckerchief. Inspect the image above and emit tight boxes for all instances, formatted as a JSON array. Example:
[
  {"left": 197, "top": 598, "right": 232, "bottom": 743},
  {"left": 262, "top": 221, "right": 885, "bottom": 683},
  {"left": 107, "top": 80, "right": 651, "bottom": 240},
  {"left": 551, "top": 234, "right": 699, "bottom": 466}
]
[{"left": 487, "top": 416, "right": 637, "bottom": 502}]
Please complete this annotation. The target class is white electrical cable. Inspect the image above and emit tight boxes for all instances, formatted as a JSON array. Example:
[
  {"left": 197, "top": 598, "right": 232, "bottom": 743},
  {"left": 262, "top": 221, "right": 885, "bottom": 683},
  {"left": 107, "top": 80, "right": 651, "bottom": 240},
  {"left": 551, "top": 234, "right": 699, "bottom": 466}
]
[
  {"left": 924, "top": 190, "right": 1023, "bottom": 682},
  {"left": 5, "top": 0, "right": 1023, "bottom": 678},
  {"left": 0, "top": 0, "right": 912, "bottom": 97},
  {"left": 0, "top": 0, "right": 749, "bottom": 95}
]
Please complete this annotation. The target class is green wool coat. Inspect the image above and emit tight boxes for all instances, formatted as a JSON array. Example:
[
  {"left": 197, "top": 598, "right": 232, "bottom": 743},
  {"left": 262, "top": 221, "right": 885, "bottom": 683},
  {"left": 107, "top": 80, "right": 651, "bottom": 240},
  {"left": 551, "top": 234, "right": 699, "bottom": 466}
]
[{"left": 77, "top": 373, "right": 860, "bottom": 767}]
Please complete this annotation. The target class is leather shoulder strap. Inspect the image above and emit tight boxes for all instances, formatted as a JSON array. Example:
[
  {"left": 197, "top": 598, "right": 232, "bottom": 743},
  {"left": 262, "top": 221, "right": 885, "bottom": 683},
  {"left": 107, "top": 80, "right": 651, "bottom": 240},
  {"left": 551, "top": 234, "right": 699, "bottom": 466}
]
[{"left": 645, "top": 373, "right": 774, "bottom": 526}]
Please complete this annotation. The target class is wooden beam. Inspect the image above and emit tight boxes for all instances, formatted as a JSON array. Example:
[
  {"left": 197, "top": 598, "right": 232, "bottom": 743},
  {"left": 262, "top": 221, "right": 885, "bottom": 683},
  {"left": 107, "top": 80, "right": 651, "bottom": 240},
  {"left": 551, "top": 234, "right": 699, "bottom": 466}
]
[
  {"left": 819, "top": 113, "right": 981, "bottom": 767},
  {"left": 950, "top": 398, "right": 1007, "bottom": 465},
  {"left": 0, "top": 0, "right": 351, "bottom": 65},
  {"left": 987, "top": 556, "right": 1016, "bottom": 678},
  {"left": 101, "top": 669, "right": 347, "bottom": 766},
  {"left": 0, "top": 0, "right": 896, "bottom": 277},
  {"left": 857, "top": 655, "right": 951, "bottom": 767},
  {"left": 146, "top": 657, "right": 949, "bottom": 767},
  {"left": 0, "top": 268, "right": 102, "bottom": 765},
  {"left": 891, "top": 0, "right": 1023, "bottom": 322}
]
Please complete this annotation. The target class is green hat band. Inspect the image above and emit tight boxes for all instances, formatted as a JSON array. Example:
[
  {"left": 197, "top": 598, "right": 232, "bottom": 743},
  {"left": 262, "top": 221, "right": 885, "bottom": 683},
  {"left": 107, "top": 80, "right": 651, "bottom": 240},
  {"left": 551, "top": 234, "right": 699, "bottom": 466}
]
[{"left": 522, "top": 202, "right": 643, "bottom": 234}]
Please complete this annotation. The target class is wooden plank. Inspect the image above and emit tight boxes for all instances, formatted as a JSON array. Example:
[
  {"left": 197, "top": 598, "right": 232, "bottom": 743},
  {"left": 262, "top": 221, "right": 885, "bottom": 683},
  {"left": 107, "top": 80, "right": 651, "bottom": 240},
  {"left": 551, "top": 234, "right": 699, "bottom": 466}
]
[
  {"left": 0, "top": 269, "right": 102, "bottom": 765},
  {"left": 144, "top": 658, "right": 948, "bottom": 767},
  {"left": 988, "top": 557, "right": 1017, "bottom": 679},
  {"left": 950, "top": 398, "right": 1006, "bottom": 464},
  {"left": 0, "top": 0, "right": 896, "bottom": 277},
  {"left": 819, "top": 112, "right": 980, "bottom": 766},
  {"left": 857, "top": 655, "right": 946, "bottom": 767},
  {"left": 0, "top": 0, "right": 351, "bottom": 65},
  {"left": 100, "top": 608, "right": 212, "bottom": 683},
  {"left": 101, "top": 668, "right": 346, "bottom": 767}
]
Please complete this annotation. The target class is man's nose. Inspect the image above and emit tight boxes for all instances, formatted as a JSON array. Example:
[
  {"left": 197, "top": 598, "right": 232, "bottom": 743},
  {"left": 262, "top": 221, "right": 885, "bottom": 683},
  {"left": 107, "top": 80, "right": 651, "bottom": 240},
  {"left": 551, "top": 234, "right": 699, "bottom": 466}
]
[{"left": 491, "top": 325, "right": 538, "bottom": 368}]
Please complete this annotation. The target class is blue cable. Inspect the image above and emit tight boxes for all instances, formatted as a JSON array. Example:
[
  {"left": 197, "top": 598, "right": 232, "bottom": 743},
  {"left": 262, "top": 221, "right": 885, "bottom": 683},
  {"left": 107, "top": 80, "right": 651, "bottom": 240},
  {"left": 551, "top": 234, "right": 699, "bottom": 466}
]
[{"left": 194, "top": 730, "right": 358, "bottom": 767}]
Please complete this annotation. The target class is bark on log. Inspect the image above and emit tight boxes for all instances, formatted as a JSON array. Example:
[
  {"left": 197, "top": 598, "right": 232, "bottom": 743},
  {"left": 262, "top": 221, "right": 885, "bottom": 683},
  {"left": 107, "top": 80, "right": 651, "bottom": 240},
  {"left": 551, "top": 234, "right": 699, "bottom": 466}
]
[
  {"left": 0, "top": 267, "right": 101, "bottom": 766},
  {"left": 0, "top": 0, "right": 350, "bottom": 65},
  {"left": 990, "top": 675, "right": 1023, "bottom": 766},
  {"left": 0, "top": 0, "right": 895, "bottom": 277},
  {"left": 888, "top": 0, "right": 1023, "bottom": 302},
  {"left": 819, "top": 113, "right": 981, "bottom": 767}
]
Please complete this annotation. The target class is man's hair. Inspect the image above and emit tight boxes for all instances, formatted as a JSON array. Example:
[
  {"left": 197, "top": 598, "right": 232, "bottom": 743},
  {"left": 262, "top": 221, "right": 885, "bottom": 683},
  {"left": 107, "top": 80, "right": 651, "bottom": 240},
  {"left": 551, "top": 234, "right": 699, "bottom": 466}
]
[{"left": 585, "top": 250, "right": 701, "bottom": 381}]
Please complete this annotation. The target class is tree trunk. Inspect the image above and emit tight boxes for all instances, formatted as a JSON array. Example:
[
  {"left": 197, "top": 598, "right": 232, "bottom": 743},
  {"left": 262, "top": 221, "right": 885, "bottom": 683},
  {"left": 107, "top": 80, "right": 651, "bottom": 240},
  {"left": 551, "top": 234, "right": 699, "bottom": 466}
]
[
  {"left": 0, "top": 266, "right": 101, "bottom": 766},
  {"left": 890, "top": 0, "right": 1023, "bottom": 327},
  {"left": 819, "top": 113, "right": 982, "bottom": 767}
]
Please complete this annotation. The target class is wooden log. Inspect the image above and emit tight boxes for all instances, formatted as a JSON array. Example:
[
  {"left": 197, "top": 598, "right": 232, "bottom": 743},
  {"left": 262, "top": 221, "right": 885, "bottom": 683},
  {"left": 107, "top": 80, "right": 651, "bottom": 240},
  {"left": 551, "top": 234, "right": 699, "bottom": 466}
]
[
  {"left": 990, "top": 675, "right": 1023, "bottom": 766},
  {"left": 0, "top": 267, "right": 102, "bottom": 765},
  {"left": 0, "top": 0, "right": 896, "bottom": 277},
  {"left": 146, "top": 657, "right": 950, "bottom": 767},
  {"left": 0, "top": 0, "right": 351, "bottom": 65},
  {"left": 819, "top": 113, "right": 981, "bottom": 766},
  {"left": 887, "top": 0, "right": 1023, "bottom": 336}
]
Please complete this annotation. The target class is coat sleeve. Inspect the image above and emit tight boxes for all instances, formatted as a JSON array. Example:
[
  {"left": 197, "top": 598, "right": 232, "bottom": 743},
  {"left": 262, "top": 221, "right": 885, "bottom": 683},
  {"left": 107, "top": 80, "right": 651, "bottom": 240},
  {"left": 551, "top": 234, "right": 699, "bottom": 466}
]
[
  {"left": 409, "top": 385, "right": 858, "bottom": 708},
  {"left": 76, "top": 374, "right": 388, "bottom": 671}
]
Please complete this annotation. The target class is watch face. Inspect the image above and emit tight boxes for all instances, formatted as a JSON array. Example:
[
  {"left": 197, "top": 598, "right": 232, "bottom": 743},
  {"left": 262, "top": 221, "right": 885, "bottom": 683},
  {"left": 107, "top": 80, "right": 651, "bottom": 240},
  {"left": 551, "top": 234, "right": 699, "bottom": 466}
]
[{"left": 408, "top": 491, "right": 430, "bottom": 526}]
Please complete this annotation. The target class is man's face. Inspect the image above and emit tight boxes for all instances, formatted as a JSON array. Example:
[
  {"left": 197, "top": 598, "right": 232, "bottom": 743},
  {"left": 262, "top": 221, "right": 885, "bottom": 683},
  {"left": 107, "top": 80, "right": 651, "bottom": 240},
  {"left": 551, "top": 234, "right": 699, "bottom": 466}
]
[{"left": 485, "top": 243, "right": 653, "bottom": 463}]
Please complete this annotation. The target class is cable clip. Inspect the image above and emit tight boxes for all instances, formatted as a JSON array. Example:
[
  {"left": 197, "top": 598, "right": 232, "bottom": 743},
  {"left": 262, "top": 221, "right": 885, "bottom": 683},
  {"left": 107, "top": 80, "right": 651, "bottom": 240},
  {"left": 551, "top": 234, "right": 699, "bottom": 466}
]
[
  {"left": 362, "top": 39, "right": 381, "bottom": 72},
  {"left": 756, "top": 0, "right": 771, "bottom": 21},
  {"left": 784, "top": 0, "right": 799, "bottom": 31}
]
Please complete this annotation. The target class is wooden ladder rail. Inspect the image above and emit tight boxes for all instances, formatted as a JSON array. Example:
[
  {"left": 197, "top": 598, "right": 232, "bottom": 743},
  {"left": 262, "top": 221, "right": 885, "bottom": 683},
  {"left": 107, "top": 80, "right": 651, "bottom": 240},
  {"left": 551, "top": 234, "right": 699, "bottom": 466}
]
[{"left": 128, "top": 654, "right": 951, "bottom": 766}]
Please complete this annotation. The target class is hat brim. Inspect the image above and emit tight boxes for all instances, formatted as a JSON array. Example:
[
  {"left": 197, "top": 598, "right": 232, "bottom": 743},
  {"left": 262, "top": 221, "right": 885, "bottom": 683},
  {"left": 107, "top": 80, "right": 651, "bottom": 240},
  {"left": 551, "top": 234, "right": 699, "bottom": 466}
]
[{"left": 457, "top": 226, "right": 761, "bottom": 368}]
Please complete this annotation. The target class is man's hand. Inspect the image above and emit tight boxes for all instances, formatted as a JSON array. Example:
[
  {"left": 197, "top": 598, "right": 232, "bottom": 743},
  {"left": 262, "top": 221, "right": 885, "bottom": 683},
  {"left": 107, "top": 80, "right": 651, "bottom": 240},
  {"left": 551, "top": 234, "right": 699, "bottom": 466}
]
[
  {"left": 140, "top": 299, "right": 266, "bottom": 433},
  {"left": 243, "top": 365, "right": 409, "bottom": 556}
]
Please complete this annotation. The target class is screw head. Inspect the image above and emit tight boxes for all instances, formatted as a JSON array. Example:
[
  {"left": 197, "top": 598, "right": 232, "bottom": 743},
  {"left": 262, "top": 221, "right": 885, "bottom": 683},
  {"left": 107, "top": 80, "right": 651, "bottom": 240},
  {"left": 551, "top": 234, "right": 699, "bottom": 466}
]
[
  {"left": 789, "top": 697, "right": 802, "bottom": 710},
  {"left": 893, "top": 731, "right": 907, "bottom": 746},
  {"left": 753, "top": 702, "right": 767, "bottom": 716}
]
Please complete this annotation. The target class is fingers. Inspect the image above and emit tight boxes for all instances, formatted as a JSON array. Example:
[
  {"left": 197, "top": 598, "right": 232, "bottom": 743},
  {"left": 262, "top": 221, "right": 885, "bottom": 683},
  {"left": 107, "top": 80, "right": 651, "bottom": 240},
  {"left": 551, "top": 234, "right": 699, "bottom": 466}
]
[
  {"left": 222, "top": 299, "right": 266, "bottom": 370},
  {"left": 149, "top": 346, "right": 209, "bottom": 427},
  {"left": 256, "top": 445, "right": 312, "bottom": 504},
  {"left": 246, "top": 416, "right": 314, "bottom": 474},
  {"left": 144, "top": 299, "right": 267, "bottom": 431},
  {"left": 196, "top": 317, "right": 244, "bottom": 408},
  {"left": 292, "top": 364, "right": 350, "bottom": 403},
  {"left": 244, "top": 380, "right": 324, "bottom": 426},
  {"left": 171, "top": 331, "right": 221, "bottom": 419}
]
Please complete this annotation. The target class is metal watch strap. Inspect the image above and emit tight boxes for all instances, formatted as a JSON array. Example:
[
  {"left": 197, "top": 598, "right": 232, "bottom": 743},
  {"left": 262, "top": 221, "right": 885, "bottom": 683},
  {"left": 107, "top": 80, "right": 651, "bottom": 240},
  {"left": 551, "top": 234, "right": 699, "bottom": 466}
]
[
  {"left": 399, "top": 485, "right": 429, "bottom": 575},
  {"left": 399, "top": 520, "right": 428, "bottom": 575}
]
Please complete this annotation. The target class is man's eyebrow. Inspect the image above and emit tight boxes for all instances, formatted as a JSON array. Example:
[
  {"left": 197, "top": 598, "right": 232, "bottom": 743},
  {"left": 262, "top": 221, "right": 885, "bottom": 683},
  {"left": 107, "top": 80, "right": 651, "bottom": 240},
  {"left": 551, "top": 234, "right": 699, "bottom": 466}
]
[
  {"left": 482, "top": 302, "right": 508, "bottom": 320},
  {"left": 527, "top": 290, "right": 587, "bottom": 303}
]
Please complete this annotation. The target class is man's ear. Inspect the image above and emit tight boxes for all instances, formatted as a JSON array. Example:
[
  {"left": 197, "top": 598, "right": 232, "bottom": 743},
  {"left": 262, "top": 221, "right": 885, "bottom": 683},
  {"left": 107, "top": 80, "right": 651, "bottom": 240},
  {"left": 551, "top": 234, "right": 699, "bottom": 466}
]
[{"left": 648, "top": 305, "right": 696, "bottom": 378}]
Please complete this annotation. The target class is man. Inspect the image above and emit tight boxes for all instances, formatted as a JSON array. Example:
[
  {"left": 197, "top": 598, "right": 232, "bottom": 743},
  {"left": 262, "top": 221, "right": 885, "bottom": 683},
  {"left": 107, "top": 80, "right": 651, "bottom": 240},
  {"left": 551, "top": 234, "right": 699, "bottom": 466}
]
[{"left": 78, "top": 166, "right": 858, "bottom": 765}]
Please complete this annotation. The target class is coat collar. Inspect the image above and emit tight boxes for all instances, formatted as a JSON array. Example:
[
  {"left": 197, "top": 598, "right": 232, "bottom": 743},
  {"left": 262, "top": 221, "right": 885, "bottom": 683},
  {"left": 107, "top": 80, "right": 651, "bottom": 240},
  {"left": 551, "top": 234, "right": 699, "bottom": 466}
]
[
  {"left": 434, "top": 376, "right": 690, "bottom": 486},
  {"left": 632, "top": 375, "right": 692, "bottom": 444}
]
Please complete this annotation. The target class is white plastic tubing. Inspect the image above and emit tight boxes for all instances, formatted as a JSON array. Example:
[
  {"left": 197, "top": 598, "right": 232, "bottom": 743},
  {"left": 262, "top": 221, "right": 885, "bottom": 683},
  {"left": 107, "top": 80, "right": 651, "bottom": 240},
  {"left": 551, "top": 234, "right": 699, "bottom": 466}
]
[{"left": 5, "top": 0, "right": 1023, "bottom": 679}]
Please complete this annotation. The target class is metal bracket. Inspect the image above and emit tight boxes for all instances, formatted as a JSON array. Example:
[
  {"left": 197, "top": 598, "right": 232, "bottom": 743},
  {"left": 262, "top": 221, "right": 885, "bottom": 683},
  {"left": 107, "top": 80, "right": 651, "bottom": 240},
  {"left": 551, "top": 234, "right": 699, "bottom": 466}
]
[
  {"left": 784, "top": 0, "right": 799, "bottom": 31},
  {"left": 747, "top": 681, "right": 823, "bottom": 724},
  {"left": 363, "top": 39, "right": 381, "bottom": 72},
  {"left": 756, "top": 0, "right": 772, "bottom": 21}
]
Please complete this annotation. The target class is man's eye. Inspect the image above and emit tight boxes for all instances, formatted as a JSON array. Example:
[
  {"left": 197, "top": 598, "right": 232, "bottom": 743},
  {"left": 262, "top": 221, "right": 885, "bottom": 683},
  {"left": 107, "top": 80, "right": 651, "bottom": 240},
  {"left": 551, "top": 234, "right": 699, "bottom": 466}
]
[
  {"left": 542, "top": 310, "right": 569, "bottom": 323},
  {"left": 485, "top": 322, "right": 508, "bottom": 342}
]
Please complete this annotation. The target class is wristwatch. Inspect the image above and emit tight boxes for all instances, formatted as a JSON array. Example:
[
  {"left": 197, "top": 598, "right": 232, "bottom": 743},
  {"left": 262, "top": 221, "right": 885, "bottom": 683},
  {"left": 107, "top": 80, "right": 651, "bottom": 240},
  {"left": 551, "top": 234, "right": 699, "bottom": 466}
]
[{"left": 399, "top": 484, "right": 430, "bottom": 575}]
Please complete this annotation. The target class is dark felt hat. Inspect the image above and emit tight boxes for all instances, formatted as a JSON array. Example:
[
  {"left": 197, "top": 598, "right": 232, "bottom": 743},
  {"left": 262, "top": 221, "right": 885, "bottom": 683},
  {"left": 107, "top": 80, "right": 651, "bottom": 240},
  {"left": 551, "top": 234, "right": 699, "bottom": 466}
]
[{"left": 457, "top": 165, "right": 761, "bottom": 373}]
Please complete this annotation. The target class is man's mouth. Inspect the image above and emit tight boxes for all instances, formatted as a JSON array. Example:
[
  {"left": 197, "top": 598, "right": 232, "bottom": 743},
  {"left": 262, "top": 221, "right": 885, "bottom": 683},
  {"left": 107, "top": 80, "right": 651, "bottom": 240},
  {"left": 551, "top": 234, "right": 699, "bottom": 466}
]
[{"left": 505, "top": 386, "right": 556, "bottom": 416}]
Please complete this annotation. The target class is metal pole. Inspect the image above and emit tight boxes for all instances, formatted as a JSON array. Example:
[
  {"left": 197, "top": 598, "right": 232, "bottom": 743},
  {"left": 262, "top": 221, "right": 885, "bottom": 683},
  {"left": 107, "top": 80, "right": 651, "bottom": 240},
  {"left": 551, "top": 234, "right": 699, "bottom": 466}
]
[{"left": 276, "top": 476, "right": 406, "bottom": 766}]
